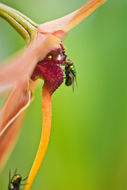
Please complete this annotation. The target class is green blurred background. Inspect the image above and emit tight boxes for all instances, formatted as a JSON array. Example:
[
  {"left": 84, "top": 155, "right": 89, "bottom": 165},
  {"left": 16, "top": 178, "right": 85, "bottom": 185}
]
[{"left": 0, "top": 0, "right": 127, "bottom": 189}]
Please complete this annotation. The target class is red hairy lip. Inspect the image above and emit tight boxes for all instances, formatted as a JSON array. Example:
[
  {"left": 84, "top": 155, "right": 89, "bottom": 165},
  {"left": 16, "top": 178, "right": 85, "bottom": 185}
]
[{"left": 31, "top": 44, "right": 67, "bottom": 94}]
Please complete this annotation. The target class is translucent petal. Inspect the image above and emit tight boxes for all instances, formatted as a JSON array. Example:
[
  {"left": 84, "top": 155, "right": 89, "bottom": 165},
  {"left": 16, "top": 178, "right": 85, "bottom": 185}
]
[
  {"left": 39, "top": 0, "right": 106, "bottom": 35},
  {"left": 0, "top": 81, "right": 31, "bottom": 171},
  {"left": 0, "top": 81, "right": 31, "bottom": 134},
  {"left": 0, "top": 111, "right": 25, "bottom": 171}
]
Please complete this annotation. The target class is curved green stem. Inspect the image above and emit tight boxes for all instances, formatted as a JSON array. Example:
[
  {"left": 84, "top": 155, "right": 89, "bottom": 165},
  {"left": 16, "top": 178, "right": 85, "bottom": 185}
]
[{"left": 0, "top": 3, "right": 38, "bottom": 44}]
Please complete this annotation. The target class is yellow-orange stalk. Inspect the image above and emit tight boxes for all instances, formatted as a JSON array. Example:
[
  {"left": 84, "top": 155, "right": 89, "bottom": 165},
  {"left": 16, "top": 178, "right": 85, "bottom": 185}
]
[{"left": 24, "top": 83, "right": 52, "bottom": 190}]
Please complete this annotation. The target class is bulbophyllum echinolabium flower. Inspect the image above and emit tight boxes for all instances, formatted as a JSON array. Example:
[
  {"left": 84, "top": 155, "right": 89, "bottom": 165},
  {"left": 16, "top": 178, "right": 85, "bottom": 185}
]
[{"left": 0, "top": 0, "right": 106, "bottom": 189}]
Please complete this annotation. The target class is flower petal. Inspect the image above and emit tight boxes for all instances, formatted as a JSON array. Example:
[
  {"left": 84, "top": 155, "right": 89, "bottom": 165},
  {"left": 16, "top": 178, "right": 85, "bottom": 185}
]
[
  {"left": 63, "top": 0, "right": 106, "bottom": 32},
  {"left": 24, "top": 82, "right": 52, "bottom": 190},
  {"left": 0, "top": 81, "right": 31, "bottom": 135},
  {"left": 0, "top": 80, "right": 32, "bottom": 171},
  {"left": 0, "top": 111, "right": 25, "bottom": 171},
  {"left": 38, "top": 0, "right": 106, "bottom": 35},
  {"left": 0, "top": 34, "right": 61, "bottom": 93}
]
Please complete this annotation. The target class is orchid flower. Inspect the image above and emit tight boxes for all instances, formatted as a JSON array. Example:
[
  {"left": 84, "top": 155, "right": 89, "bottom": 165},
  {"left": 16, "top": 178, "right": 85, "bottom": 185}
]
[{"left": 0, "top": 0, "right": 106, "bottom": 189}]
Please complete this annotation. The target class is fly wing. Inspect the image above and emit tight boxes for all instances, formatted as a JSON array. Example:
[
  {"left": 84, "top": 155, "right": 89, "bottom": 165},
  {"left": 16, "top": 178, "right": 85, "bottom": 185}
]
[
  {"left": 72, "top": 78, "right": 74, "bottom": 92},
  {"left": 13, "top": 168, "right": 18, "bottom": 177},
  {"left": 75, "top": 75, "right": 78, "bottom": 88},
  {"left": 69, "top": 72, "right": 75, "bottom": 91},
  {"left": 9, "top": 169, "right": 11, "bottom": 183}
]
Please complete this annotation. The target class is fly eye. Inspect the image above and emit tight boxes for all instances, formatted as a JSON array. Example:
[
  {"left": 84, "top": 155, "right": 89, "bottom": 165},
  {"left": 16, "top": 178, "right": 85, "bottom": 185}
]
[{"left": 48, "top": 55, "right": 52, "bottom": 59}]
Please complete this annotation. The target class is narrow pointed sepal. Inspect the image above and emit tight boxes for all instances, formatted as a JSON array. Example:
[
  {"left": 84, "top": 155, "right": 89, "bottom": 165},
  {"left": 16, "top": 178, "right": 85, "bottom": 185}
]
[
  {"left": 0, "top": 81, "right": 32, "bottom": 171},
  {"left": 39, "top": 0, "right": 106, "bottom": 36}
]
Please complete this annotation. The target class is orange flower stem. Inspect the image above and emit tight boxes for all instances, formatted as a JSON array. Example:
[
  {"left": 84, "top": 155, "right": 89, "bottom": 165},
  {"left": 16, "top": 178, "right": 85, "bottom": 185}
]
[{"left": 24, "top": 83, "right": 52, "bottom": 190}]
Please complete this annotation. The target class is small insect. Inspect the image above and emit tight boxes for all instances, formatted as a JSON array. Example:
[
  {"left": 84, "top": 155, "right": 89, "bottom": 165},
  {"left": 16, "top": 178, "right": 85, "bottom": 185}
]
[
  {"left": 64, "top": 60, "right": 77, "bottom": 90},
  {"left": 8, "top": 169, "right": 27, "bottom": 190}
]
